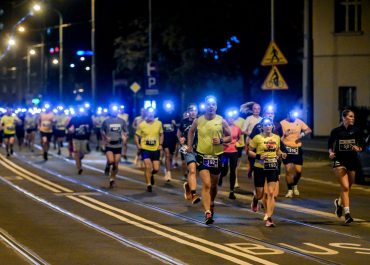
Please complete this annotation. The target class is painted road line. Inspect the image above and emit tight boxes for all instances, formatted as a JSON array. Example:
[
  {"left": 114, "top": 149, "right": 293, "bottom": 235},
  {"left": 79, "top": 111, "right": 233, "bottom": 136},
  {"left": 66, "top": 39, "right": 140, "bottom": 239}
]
[
  {"left": 23, "top": 150, "right": 369, "bottom": 227},
  {"left": 0, "top": 160, "right": 62, "bottom": 193},
  {"left": 0, "top": 176, "right": 184, "bottom": 265},
  {"left": 0, "top": 154, "right": 73, "bottom": 193},
  {"left": 0, "top": 228, "right": 49, "bottom": 265},
  {"left": 76, "top": 195, "right": 278, "bottom": 265}
]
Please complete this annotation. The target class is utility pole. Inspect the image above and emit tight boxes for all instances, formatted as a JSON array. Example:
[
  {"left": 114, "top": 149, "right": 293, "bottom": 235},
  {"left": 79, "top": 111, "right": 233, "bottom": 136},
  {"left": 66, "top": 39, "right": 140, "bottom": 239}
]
[{"left": 91, "top": 0, "right": 96, "bottom": 105}]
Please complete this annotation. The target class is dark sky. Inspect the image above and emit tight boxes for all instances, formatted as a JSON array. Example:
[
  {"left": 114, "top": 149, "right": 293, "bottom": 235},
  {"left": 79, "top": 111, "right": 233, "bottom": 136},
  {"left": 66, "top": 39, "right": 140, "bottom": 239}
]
[{"left": 1, "top": 0, "right": 304, "bottom": 108}]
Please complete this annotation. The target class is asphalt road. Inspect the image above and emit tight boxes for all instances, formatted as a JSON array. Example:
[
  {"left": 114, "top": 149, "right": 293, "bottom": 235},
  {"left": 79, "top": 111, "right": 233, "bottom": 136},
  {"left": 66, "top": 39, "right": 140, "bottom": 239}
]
[{"left": 0, "top": 142, "right": 369, "bottom": 265}]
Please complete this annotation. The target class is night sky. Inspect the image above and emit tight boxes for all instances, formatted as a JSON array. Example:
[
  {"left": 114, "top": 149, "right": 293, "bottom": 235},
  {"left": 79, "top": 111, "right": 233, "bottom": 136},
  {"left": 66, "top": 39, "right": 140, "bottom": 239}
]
[{"left": 1, "top": 0, "right": 304, "bottom": 116}]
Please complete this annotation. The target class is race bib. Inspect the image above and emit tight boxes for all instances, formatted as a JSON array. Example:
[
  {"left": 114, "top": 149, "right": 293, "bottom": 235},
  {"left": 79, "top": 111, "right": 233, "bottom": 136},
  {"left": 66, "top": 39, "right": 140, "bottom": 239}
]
[
  {"left": 163, "top": 124, "right": 174, "bottom": 132},
  {"left": 42, "top": 121, "right": 51, "bottom": 129},
  {"left": 286, "top": 146, "right": 299, "bottom": 155},
  {"left": 145, "top": 138, "right": 156, "bottom": 146},
  {"left": 203, "top": 155, "right": 219, "bottom": 168},
  {"left": 264, "top": 157, "right": 278, "bottom": 170},
  {"left": 6, "top": 125, "right": 15, "bottom": 131},
  {"left": 339, "top": 139, "right": 355, "bottom": 151}
]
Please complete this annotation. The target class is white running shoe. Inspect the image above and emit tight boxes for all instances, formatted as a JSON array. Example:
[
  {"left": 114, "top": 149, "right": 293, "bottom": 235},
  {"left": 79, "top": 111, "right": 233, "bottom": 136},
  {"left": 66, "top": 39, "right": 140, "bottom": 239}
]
[
  {"left": 293, "top": 185, "right": 300, "bottom": 196},
  {"left": 285, "top": 190, "right": 293, "bottom": 198}
]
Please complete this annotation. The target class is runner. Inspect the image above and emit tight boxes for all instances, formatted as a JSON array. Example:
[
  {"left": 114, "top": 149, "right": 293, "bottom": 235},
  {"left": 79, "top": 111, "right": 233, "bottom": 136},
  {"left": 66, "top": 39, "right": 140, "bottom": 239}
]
[
  {"left": 0, "top": 108, "right": 20, "bottom": 157},
  {"left": 92, "top": 108, "right": 107, "bottom": 152},
  {"left": 233, "top": 111, "right": 246, "bottom": 188},
  {"left": 249, "top": 117, "right": 286, "bottom": 227},
  {"left": 218, "top": 109, "right": 242, "bottom": 200},
  {"left": 38, "top": 107, "right": 55, "bottom": 161},
  {"left": 66, "top": 108, "right": 93, "bottom": 174},
  {"left": 250, "top": 105, "right": 283, "bottom": 221},
  {"left": 243, "top": 103, "right": 262, "bottom": 179},
  {"left": 328, "top": 109, "right": 365, "bottom": 224},
  {"left": 24, "top": 111, "right": 37, "bottom": 152},
  {"left": 160, "top": 101, "right": 179, "bottom": 182},
  {"left": 132, "top": 108, "right": 145, "bottom": 167},
  {"left": 54, "top": 108, "right": 69, "bottom": 155},
  {"left": 187, "top": 96, "right": 231, "bottom": 224},
  {"left": 101, "top": 107, "right": 128, "bottom": 188},
  {"left": 118, "top": 105, "right": 129, "bottom": 161},
  {"left": 15, "top": 111, "right": 25, "bottom": 151},
  {"left": 280, "top": 110, "right": 312, "bottom": 198},
  {"left": 134, "top": 107, "right": 163, "bottom": 192},
  {"left": 177, "top": 104, "right": 201, "bottom": 204}
]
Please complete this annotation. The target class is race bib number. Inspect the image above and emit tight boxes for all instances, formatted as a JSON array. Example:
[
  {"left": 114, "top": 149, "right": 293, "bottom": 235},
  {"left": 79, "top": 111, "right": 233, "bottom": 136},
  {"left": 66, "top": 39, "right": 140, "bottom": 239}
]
[
  {"left": 145, "top": 138, "right": 156, "bottom": 146},
  {"left": 42, "top": 121, "right": 51, "bottom": 129},
  {"left": 56, "top": 124, "right": 65, "bottom": 129},
  {"left": 163, "top": 124, "right": 174, "bottom": 132},
  {"left": 6, "top": 125, "right": 15, "bottom": 131},
  {"left": 286, "top": 146, "right": 299, "bottom": 155},
  {"left": 339, "top": 139, "right": 355, "bottom": 151},
  {"left": 264, "top": 158, "right": 278, "bottom": 170},
  {"left": 203, "top": 155, "right": 219, "bottom": 168}
]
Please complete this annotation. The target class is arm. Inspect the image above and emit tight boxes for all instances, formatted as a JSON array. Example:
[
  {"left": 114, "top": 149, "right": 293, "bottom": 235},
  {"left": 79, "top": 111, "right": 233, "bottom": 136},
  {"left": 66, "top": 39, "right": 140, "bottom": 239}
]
[
  {"left": 158, "top": 133, "right": 164, "bottom": 150},
  {"left": 187, "top": 119, "right": 198, "bottom": 152}
]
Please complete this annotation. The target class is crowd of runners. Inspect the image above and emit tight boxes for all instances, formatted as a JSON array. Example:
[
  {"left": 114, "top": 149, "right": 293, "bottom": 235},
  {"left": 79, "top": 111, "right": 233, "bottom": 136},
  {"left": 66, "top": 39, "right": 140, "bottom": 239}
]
[{"left": 0, "top": 97, "right": 366, "bottom": 226}]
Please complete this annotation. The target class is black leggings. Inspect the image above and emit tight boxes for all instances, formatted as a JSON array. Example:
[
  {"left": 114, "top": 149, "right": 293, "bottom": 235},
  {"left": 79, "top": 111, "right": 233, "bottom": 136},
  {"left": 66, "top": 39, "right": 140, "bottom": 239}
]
[{"left": 220, "top": 152, "right": 239, "bottom": 191}]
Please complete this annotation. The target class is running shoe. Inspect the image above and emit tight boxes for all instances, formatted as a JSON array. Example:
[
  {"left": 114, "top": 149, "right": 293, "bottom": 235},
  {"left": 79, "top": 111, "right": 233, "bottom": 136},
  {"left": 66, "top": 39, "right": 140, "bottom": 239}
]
[
  {"left": 191, "top": 194, "right": 201, "bottom": 204},
  {"left": 146, "top": 185, "right": 152, "bottom": 192},
  {"left": 263, "top": 214, "right": 269, "bottom": 221},
  {"left": 265, "top": 217, "right": 275, "bottom": 227},
  {"left": 109, "top": 179, "right": 115, "bottom": 189},
  {"left": 204, "top": 211, "right": 214, "bottom": 225},
  {"left": 344, "top": 213, "right": 353, "bottom": 224},
  {"left": 229, "top": 191, "right": 236, "bottom": 200},
  {"left": 150, "top": 175, "right": 155, "bottom": 185},
  {"left": 285, "top": 190, "right": 293, "bottom": 198},
  {"left": 57, "top": 149, "right": 61, "bottom": 155},
  {"left": 293, "top": 185, "right": 300, "bottom": 196},
  {"left": 123, "top": 155, "right": 128, "bottom": 160},
  {"left": 43, "top": 152, "right": 48, "bottom": 161},
  {"left": 183, "top": 182, "right": 192, "bottom": 200},
  {"left": 78, "top": 168, "right": 83, "bottom": 175},
  {"left": 6, "top": 152, "right": 10, "bottom": 158},
  {"left": 250, "top": 198, "right": 259, "bottom": 212},
  {"left": 334, "top": 199, "right": 343, "bottom": 218}
]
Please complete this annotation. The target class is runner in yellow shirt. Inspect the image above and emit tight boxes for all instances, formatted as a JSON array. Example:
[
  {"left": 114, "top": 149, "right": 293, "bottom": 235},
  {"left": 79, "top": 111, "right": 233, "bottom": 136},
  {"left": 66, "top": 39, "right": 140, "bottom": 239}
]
[
  {"left": 249, "top": 117, "right": 286, "bottom": 227},
  {"left": 135, "top": 107, "right": 163, "bottom": 192},
  {"left": 187, "top": 96, "right": 231, "bottom": 224},
  {"left": 1, "top": 108, "right": 20, "bottom": 157}
]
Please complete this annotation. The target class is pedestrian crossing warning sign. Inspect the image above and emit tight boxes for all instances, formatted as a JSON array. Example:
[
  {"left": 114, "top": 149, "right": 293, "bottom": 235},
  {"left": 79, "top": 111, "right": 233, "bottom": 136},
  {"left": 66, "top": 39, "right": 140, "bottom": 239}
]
[
  {"left": 261, "top": 41, "right": 288, "bottom": 66},
  {"left": 262, "top": 66, "right": 288, "bottom": 90}
]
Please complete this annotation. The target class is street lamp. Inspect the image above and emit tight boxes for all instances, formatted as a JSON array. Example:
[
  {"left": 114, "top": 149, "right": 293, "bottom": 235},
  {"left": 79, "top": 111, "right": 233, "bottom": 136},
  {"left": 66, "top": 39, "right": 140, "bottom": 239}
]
[{"left": 32, "top": 3, "right": 64, "bottom": 101}]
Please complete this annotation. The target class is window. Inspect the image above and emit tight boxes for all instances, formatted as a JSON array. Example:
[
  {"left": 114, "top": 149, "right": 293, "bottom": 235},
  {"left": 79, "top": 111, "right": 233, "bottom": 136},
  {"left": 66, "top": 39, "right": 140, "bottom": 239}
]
[
  {"left": 339, "top": 86, "right": 356, "bottom": 109},
  {"left": 335, "top": 0, "right": 362, "bottom": 33}
]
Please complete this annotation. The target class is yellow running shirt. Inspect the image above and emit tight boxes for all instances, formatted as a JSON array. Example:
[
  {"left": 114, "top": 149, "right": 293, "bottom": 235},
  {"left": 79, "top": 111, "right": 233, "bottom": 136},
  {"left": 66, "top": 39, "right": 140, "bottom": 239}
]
[
  {"left": 196, "top": 115, "right": 224, "bottom": 156},
  {"left": 136, "top": 120, "right": 163, "bottom": 151},
  {"left": 249, "top": 133, "right": 280, "bottom": 169},
  {"left": 234, "top": 117, "right": 245, "bottom": 147},
  {"left": 1, "top": 115, "right": 18, "bottom": 135}
]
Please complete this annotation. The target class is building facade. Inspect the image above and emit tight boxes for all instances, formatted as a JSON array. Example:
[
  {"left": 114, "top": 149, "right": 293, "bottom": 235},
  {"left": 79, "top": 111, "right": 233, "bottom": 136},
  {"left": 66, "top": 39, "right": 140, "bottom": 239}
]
[{"left": 313, "top": 0, "right": 370, "bottom": 136}]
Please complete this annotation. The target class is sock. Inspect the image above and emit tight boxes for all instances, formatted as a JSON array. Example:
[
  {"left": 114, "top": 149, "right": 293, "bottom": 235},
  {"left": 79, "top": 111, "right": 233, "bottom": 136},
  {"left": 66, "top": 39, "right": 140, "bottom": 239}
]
[
  {"left": 151, "top": 169, "right": 158, "bottom": 175},
  {"left": 287, "top": 183, "right": 293, "bottom": 190},
  {"left": 338, "top": 197, "right": 342, "bottom": 206},
  {"left": 191, "top": 190, "right": 196, "bottom": 195},
  {"left": 344, "top": 207, "right": 350, "bottom": 215},
  {"left": 293, "top": 173, "right": 301, "bottom": 185}
]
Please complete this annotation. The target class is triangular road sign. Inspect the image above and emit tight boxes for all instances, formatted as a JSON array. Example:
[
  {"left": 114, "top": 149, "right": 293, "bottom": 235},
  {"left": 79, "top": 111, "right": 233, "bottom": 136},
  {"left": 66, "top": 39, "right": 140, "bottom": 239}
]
[
  {"left": 262, "top": 66, "right": 288, "bottom": 90},
  {"left": 261, "top": 41, "right": 288, "bottom": 66}
]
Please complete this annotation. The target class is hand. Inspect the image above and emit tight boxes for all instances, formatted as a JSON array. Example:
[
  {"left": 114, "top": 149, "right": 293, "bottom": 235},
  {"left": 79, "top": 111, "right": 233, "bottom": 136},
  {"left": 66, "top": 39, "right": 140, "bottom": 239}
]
[
  {"left": 329, "top": 151, "right": 336, "bottom": 159},
  {"left": 212, "top": 137, "right": 221, "bottom": 144},
  {"left": 281, "top": 153, "right": 287, "bottom": 159},
  {"left": 158, "top": 145, "right": 163, "bottom": 150},
  {"left": 352, "top": 145, "right": 362, "bottom": 152},
  {"left": 260, "top": 154, "right": 267, "bottom": 160}
]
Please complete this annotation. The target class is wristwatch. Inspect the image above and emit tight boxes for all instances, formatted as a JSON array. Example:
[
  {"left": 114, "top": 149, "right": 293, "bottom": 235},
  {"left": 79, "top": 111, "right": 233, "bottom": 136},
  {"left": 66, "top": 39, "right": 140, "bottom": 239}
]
[{"left": 220, "top": 138, "right": 224, "bottom": 144}]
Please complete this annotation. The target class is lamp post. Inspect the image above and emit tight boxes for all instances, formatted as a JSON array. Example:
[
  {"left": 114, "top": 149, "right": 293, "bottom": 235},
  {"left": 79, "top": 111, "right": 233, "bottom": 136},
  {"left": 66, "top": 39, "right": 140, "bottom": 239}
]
[
  {"left": 53, "top": 8, "right": 63, "bottom": 101},
  {"left": 91, "top": 0, "right": 96, "bottom": 105}
]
